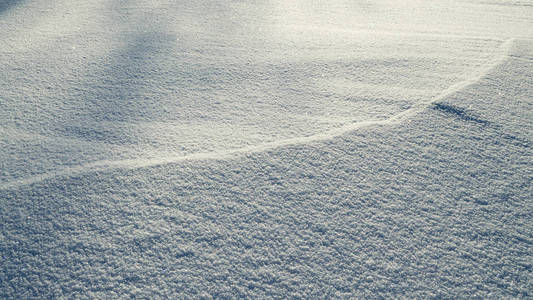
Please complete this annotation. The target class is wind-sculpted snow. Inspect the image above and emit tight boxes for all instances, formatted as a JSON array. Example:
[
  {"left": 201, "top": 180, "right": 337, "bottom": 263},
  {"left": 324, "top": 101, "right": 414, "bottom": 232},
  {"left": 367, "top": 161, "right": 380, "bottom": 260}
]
[
  {"left": 1, "top": 42, "right": 532, "bottom": 297},
  {"left": 1, "top": 0, "right": 532, "bottom": 298},
  {"left": 0, "top": 38, "right": 515, "bottom": 190},
  {"left": 0, "top": 0, "right": 521, "bottom": 186}
]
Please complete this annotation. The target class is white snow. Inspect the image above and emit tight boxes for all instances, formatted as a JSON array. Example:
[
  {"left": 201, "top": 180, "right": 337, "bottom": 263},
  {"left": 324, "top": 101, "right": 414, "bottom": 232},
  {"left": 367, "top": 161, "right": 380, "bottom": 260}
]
[{"left": 1, "top": 0, "right": 532, "bottom": 298}]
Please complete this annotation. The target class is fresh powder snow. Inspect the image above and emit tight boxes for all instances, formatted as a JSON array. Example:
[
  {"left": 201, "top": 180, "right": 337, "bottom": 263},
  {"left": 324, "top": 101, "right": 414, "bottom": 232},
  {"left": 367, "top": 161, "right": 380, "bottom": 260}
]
[{"left": 1, "top": 0, "right": 532, "bottom": 298}]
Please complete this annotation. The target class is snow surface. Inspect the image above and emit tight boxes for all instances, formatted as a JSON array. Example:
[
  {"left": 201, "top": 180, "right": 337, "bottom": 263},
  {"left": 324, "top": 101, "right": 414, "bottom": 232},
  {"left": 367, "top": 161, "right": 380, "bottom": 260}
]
[{"left": 1, "top": 0, "right": 532, "bottom": 298}]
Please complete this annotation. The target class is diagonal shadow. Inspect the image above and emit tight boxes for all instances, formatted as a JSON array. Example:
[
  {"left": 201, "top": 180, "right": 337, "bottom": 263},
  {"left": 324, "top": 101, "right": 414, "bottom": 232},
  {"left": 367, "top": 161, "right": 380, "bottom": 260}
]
[
  {"left": 432, "top": 102, "right": 490, "bottom": 125},
  {"left": 54, "top": 29, "right": 178, "bottom": 145},
  {"left": 0, "top": 0, "right": 24, "bottom": 14}
]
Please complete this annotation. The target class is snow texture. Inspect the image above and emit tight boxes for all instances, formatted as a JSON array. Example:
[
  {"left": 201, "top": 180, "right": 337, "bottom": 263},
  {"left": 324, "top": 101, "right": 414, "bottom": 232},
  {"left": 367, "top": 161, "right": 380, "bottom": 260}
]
[{"left": 1, "top": 0, "right": 532, "bottom": 298}]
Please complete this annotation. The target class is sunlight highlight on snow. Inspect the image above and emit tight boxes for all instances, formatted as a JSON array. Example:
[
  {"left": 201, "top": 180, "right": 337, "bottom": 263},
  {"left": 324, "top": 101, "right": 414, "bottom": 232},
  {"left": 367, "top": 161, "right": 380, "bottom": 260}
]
[
  {"left": 1, "top": 0, "right": 532, "bottom": 298},
  {"left": 2, "top": 0, "right": 531, "bottom": 184}
]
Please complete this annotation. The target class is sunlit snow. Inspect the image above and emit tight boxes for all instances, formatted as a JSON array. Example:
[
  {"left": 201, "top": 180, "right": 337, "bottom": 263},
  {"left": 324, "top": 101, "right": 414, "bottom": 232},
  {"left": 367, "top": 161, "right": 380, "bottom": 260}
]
[{"left": 1, "top": 0, "right": 532, "bottom": 298}]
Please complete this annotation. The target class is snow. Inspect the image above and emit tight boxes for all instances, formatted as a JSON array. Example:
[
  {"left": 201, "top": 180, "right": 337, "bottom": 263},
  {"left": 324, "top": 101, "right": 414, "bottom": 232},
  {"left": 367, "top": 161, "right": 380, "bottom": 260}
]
[{"left": 1, "top": 0, "right": 532, "bottom": 298}]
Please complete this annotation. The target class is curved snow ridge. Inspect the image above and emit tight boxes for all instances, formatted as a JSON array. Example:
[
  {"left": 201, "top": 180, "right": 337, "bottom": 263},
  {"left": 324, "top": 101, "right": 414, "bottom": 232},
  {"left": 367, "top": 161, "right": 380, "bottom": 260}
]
[
  {"left": 294, "top": 25, "right": 508, "bottom": 43},
  {"left": 388, "top": 38, "right": 515, "bottom": 123},
  {"left": 0, "top": 38, "right": 515, "bottom": 191}
]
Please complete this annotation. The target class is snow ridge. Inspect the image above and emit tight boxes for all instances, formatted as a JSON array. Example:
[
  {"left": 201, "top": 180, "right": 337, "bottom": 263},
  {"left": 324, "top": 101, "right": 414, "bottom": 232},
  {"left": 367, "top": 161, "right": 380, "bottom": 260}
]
[{"left": 0, "top": 38, "right": 515, "bottom": 190}]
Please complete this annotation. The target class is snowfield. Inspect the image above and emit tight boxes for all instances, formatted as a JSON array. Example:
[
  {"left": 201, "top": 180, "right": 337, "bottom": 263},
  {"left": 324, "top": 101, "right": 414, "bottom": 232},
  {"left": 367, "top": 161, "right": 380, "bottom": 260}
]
[{"left": 1, "top": 0, "right": 532, "bottom": 298}]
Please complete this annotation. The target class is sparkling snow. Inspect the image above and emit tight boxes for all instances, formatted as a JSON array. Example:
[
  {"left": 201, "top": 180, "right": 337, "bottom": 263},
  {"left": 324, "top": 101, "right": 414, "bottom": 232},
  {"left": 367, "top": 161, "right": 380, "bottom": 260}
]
[{"left": 1, "top": 0, "right": 532, "bottom": 298}]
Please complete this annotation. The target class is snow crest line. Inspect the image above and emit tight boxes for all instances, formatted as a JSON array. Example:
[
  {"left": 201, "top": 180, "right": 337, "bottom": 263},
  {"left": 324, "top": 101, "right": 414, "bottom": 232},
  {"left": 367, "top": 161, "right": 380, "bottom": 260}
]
[{"left": 0, "top": 39, "right": 515, "bottom": 190}]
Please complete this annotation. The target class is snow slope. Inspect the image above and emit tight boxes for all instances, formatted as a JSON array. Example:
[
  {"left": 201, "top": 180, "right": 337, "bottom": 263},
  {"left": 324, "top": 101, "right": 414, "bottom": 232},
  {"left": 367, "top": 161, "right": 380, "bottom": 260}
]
[{"left": 1, "top": 0, "right": 532, "bottom": 298}]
